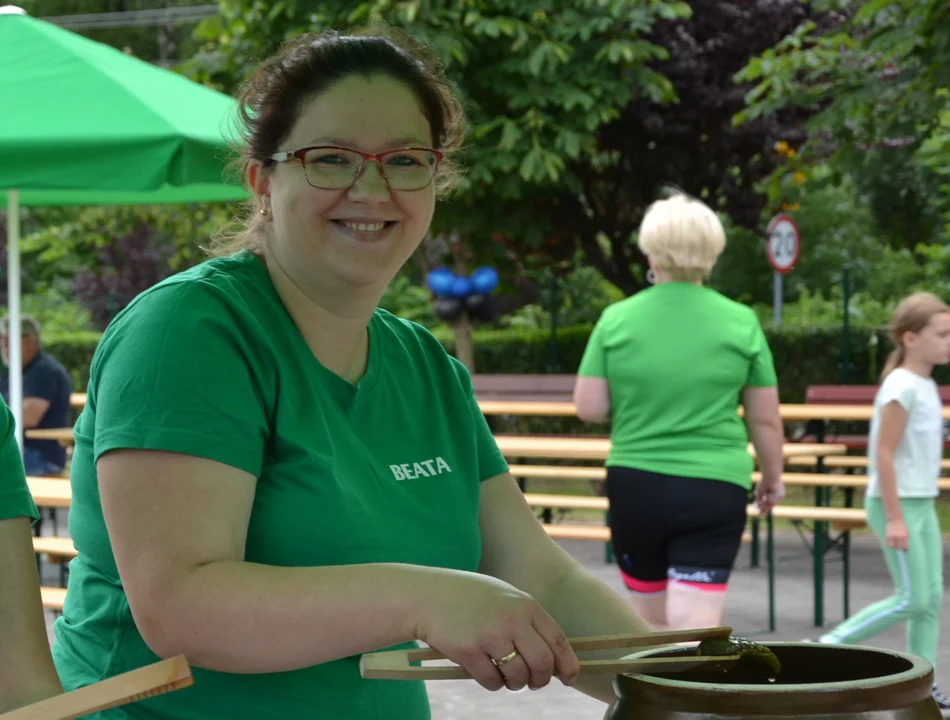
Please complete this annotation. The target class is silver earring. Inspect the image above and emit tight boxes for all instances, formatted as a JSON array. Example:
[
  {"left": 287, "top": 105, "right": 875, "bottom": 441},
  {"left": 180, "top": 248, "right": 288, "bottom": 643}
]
[
  {"left": 260, "top": 207, "right": 268, "bottom": 216},
  {"left": 646, "top": 268, "right": 656, "bottom": 284}
]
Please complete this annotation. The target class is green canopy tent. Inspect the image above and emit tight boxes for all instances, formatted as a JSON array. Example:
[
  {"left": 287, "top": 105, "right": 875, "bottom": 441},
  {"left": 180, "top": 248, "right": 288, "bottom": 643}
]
[{"left": 0, "top": 5, "right": 248, "bottom": 449}]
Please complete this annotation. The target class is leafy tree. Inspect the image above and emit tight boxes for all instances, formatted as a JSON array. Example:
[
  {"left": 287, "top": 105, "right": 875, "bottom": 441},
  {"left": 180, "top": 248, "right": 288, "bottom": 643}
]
[
  {"left": 187, "top": 0, "right": 820, "bottom": 295},
  {"left": 20, "top": 204, "right": 231, "bottom": 328},
  {"left": 734, "top": 0, "right": 950, "bottom": 247},
  {"left": 519, "top": 0, "right": 830, "bottom": 293}
]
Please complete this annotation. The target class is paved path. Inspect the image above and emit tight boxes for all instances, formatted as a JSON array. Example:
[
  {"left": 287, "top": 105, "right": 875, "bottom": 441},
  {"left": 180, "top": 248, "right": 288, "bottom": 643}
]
[{"left": 41, "top": 525, "right": 949, "bottom": 719}]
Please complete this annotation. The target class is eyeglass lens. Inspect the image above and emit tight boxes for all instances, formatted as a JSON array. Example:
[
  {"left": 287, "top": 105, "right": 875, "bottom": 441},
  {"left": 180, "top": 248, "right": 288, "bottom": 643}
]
[{"left": 303, "top": 148, "right": 438, "bottom": 190}]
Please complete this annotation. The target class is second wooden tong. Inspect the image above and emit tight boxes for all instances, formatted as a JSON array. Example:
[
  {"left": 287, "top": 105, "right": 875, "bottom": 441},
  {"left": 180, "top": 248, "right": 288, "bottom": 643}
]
[{"left": 360, "top": 626, "right": 737, "bottom": 680}]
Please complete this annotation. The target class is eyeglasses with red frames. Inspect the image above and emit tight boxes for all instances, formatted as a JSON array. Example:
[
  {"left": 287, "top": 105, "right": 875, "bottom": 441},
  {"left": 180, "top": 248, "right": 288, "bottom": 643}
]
[{"left": 269, "top": 145, "right": 443, "bottom": 191}]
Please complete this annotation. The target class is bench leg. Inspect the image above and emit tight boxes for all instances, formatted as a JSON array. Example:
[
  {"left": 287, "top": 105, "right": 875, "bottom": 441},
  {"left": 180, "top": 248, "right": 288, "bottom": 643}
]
[
  {"left": 813, "top": 519, "right": 826, "bottom": 628},
  {"left": 843, "top": 487, "right": 854, "bottom": 620},
  {"left": 843, "top": 530, "right": 851, "bottom": 619},
  {"left": 812, "top": 485, "right": 831, "bottom": 628},
  {"left": 767, "top": 511, "right": 775, "bottom": 633},
  {"left": 750, "top": 516, "right": 760, "bottom": 568}
]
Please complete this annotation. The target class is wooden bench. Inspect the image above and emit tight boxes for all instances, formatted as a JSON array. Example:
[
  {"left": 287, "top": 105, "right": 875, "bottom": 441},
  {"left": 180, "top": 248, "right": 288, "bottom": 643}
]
[
  {"left": 523, "top": 489, "right": 864, "bottom": 633},
  {"left": 41, "top": 586, "right": 67, "bottom": 612},
  {"left": 33, "top": 536, "right": 78, "bottom": 560},
  {"left": 33, "top": 535, "right": 76, "bottom": 588},
  {"left": 802, "top": 384, "right": 950, "bottom": 450},
  {"left": 524, "top": 492, "right": 866, "bottom": 532},
  {"left": 789, "top": 453, "right": 950, "bottom": 474},
  {"left": 27, "top": 477, "right": 72, "bottom": 508},
  {"left": 472, "top": 374, "right": 576, "bottom": 403}
]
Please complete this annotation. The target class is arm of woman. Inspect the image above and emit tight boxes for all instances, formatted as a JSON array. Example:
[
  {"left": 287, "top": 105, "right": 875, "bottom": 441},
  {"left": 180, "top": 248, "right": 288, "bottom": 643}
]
[
  {"left": 0, "top": 516, "right": 63, "bottom": 712},
  {"left": 478, "top": 472, "right": 654, "bottom": 705},
  {"left": 98, "top": 448, "right": 475, "bottom": 674},
  {"left": 574, "top": 318, "right": 611, "bottom": 423},
  {"left": 573, "top": 377, "right": 610, "bottom": 423},
  {"left": 875, "top": 401, "right": 909, "bottom": 550},
  {"left": 742, "top": 386, "right": 785, "bottom": 513}
]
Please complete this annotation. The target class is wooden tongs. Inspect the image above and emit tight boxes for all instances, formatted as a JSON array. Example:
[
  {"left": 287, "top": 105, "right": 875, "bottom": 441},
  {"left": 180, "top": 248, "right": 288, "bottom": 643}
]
[
  {"left": 0, "top": 656, "right": 193, "bottom": 720},
  {"left": 361, "top": 626, "right": 738, "bottom": 680}
]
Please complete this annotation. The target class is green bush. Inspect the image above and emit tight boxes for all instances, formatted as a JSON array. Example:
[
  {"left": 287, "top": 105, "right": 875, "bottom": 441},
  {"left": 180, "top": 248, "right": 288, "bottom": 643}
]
[
  {"left": 433, "top": 324, "right": 595, "bottom": 375},
  {"left": 43, "top": 320, "right": 950, "bottom": 405}
]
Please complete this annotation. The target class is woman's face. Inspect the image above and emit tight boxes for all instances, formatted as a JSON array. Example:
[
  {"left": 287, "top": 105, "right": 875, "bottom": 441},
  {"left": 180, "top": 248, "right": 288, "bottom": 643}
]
[{"left": 256, "top": 74, "right": 437, "bottom": 297}]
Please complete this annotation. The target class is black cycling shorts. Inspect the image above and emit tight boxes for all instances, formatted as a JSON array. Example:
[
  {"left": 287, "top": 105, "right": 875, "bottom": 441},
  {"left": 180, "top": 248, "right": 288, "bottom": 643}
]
[{"left": 605, "top": 466, "right": 748, "bottom": 594}]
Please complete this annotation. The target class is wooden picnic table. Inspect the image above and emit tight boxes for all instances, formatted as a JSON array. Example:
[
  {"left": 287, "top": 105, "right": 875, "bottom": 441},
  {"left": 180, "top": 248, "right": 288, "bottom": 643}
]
[
  {"left": 31, "top": 426, "right": 849, "bottom": 461},
  {"left": 62, "top": 396, "right": 935, "bottom": 427},
  {"left": 495, "top": 433, "right": 849, "bottom": 630},
  {"left": 478, "top": 400, "right": 950, "bottom": 422},
  {"left": 70, "top": 393, "right": 894, "bottom": 421},
  {"left": 494, "top": 435, "right": 847, "bottom": 462}
]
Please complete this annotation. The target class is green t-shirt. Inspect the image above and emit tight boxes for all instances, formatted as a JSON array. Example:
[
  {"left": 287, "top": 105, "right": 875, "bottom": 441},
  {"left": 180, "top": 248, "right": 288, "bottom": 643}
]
[
  {"left": 0, "top": 399, "right": 38, "bottom": 522},
  {"left": 52, "top": 251, "right": 509, "bottom": 720},
  {"left": 577, "top": 283, "right": 777, "bottom": 488}
]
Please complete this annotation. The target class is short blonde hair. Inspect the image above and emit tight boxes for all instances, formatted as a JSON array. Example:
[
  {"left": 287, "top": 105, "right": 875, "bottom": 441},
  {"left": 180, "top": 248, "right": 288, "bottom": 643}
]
[{"left": 637, "top": 192, "right": 726, "bottom": 282}]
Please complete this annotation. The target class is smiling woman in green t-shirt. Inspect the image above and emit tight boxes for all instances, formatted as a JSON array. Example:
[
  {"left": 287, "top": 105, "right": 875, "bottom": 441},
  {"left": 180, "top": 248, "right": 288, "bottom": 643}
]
[
  {"left": 0, "top": 398, "right": 63, "bottom": 713},
  {"left": 51, "top": 30, "right": 660, "bottom": 720},
  {"left": 574, "top": 192, "right": 786, "bottom": 634}
]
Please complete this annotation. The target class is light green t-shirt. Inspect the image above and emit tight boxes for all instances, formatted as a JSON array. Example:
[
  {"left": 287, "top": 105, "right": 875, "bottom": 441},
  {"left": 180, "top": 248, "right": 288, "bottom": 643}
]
[
  {"left": 52, "top": 251, "right": 509, "bottom": 720},
  {"left": 866, "top": 367, "right": 943, "bottom": 499},
  {"left": 577, "top": 283, "right": 777, "bottom": 488},
  {"left": 0, "top": 399, "right": 38, "bottom": 522}
]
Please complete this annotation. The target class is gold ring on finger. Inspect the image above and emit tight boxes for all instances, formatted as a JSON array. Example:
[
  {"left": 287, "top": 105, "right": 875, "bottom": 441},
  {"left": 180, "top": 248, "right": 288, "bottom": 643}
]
[{"left": 494, "top": 649, "right": 519, "bottom": 666}]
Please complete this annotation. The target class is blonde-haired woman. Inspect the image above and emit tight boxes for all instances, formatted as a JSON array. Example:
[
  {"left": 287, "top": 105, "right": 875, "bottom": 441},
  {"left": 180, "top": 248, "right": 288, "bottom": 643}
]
[
  {"left": 574, "top": 192, "right": 786, "bottom": 631},
  {"left": 813, "top": 292, "right": 950, "bottom": 709}
]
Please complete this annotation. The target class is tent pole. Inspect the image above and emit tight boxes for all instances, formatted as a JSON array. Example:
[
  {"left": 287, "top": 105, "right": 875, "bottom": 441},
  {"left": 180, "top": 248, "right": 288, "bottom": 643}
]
[{"left": 6, "top": 189, "right": 23, "bottom": 453}]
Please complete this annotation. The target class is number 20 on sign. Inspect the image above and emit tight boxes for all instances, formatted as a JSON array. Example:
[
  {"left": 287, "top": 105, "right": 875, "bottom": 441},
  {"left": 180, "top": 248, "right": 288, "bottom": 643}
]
[
  {"left": 766, "top": 213, "right": 800, "bottom": 327},
  {"left": 766, "top": 213, "right": 801, "bottom": 274}
]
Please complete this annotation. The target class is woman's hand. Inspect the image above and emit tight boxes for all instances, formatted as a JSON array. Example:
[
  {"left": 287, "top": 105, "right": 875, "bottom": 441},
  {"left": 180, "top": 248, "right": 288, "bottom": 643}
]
[
  {"left": 885, "top": 518, "right": 910, "bottom": 551},
  {"left": 415, "top": 572, "right": 580, "bottom": 692},
  {"left": 754, "top": 477, "right": 786, "bottom": 515}
]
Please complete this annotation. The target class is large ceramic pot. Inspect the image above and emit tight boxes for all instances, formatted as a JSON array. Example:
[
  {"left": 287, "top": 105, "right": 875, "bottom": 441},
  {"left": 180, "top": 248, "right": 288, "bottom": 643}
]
[{"left": 605, "top": 642, "right": 940, "bottom": 720}]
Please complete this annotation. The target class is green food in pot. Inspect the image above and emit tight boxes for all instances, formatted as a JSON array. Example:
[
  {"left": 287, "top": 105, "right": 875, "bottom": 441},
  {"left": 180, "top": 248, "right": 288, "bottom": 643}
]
[{"left": 697, "top": 637, "right": 782, "bottom": 681}]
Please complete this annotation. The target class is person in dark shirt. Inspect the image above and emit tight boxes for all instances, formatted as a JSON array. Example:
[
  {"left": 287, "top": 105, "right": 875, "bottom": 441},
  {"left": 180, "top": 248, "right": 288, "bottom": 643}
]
[{"left": 1, "top": 315, "right": 73, "bottom": 476}]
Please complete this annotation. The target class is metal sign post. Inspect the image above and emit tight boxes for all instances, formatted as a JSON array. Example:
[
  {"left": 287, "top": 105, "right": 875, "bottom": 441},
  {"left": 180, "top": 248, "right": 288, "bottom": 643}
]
[{"left": 766, "top": 213, "right": 801, "bottom": 327}]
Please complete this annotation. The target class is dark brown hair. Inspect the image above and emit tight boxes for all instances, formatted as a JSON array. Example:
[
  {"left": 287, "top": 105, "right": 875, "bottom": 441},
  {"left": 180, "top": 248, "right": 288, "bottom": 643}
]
[
  {"left": 208, "top": 27, "right": 466, "bottom": 256},
  {"left": 880, "top": 291, "right": 950, "bottom": 380}
]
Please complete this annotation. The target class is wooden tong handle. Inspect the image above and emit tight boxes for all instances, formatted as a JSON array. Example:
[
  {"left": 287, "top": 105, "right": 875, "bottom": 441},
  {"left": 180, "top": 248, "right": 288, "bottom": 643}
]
[
  {"left": 0, "top": 656, "right": 193, "bottom": 720},
  {"left": 361, "top": 626, "right": 732, "bottom": 680}
]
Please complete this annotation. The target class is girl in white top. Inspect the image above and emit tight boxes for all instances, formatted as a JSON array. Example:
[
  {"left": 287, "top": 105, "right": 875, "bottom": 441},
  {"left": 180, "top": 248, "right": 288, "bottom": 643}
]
[{"left": 816, "top": 292, "right": 950, "bottom": 709}]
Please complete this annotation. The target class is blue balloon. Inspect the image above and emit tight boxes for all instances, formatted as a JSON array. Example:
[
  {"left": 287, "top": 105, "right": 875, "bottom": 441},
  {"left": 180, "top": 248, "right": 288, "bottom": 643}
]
[
  {"left": 471, "top": 266, "right": 499, "bottom": 294},
  {"left": 450, "top": 276, "right": 474, "bottom": 298},
  {"left": 426, "top": 268, "right": 456, "bottom": 296}
]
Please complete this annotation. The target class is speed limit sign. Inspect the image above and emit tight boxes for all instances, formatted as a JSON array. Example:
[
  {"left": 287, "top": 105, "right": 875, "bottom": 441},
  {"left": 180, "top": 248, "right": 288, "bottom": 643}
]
[{"left": 766, "top": 213, "right": 801, "bottom": 274}]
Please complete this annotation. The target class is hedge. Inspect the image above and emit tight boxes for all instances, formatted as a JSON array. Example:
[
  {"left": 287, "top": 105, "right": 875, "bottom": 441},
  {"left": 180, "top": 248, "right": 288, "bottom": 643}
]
[
  {"left": 434, "top": 323, "right": 913, "bottom": 403},
  {"left": 39, "top": 323, "right": 950, "bottom": 405}
]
